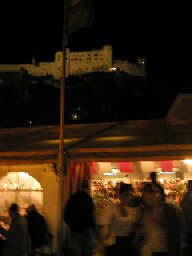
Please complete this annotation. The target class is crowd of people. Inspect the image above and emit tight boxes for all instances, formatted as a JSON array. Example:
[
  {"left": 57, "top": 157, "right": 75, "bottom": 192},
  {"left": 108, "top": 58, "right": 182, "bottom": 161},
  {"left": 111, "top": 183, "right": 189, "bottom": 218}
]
[
  {"left": 2, "top": 173, "right": 190, "bottom": 256},
  {"left": 0, "top": 203, "right": 51, "bottom": 256},
  {"left": 64, "top": 172, "right": 192, "bottom": 256},
  {"left": 92, "top": 177, "right": 187, "bottom": 207}
]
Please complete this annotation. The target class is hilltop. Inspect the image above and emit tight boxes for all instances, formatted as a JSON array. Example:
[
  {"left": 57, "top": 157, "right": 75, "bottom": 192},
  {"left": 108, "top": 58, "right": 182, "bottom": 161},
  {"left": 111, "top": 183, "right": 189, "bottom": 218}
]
[{"left": 0, "top": 71, "right": 191, "bottom": 127}]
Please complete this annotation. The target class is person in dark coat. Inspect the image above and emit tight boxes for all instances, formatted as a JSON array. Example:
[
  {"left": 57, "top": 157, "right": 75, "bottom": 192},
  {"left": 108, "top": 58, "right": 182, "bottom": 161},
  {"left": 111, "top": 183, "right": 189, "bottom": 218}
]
[
  {"left": 25, "top": 204, "right": 50, "bottom": 253},
  {"left": 64, "top": 180, "right": 96, "bottom": 256},
  {"left": 0, "top": 203, "right": 30, "bottom": 256},
  {"left": 181, "top": 180, "right": 192, "bottom": 256}
]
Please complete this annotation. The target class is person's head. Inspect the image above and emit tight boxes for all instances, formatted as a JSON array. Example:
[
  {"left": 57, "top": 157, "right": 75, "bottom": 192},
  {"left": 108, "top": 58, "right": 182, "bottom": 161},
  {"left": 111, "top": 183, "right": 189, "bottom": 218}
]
[
  {"left": 9, "top": 203, "right": 20, "bottom": 218},
  {"left": 142, "top": 183, "right": 165, "bottom": 208},
  {"left": 26, "top": 204, "right": 37, "bottom": 214},
  {"left": 119, "top": 183, "right": 133, "bottom": 205},
  {"left": 150, "top": 171, "right": 157, "bottom": 184},
  {"left": 81, "top": 180, "right": 89, "bottom": 192}
]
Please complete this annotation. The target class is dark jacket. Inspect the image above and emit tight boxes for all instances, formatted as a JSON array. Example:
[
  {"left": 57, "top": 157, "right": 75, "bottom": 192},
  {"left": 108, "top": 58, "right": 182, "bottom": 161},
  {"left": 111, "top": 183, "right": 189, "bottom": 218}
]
[
  {"left": 0, "top": 214, "right": 30, "bottom": 256},
  {"left": 26, "top": 211, "right": 50, "bottom": 249},
  {"left": 181, "top": 191, "right": 192, "bottom": 232},
  {"left": 164, "top": 203, "right": 184, "bottom": 256},
  {"left": 64, "top": 190, "right": 96, "bottom": 233}
]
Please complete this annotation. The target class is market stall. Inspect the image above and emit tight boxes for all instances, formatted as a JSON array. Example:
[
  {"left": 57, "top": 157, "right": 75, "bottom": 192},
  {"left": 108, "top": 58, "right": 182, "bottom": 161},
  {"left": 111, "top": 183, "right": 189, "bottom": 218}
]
[
  {"left": 1, "top": 118, "right": 192, "bottom": 253},
  {"left": 91, "top": 160, "right": 191, "bottom": 205}
]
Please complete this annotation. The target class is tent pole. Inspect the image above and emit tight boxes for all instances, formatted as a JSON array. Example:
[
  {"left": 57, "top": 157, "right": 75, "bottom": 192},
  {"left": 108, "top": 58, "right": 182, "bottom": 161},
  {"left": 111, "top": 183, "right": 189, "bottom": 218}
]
[{"left": 59, "top": 1, "right": 67, "bottom": 254}]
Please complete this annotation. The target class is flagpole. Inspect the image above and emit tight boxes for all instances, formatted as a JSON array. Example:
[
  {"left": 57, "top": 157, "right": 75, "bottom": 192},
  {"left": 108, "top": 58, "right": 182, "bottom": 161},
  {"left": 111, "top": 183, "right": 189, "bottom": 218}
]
[
  {"left": 59, "top": 0, "right": 67, "bottom": 254},
  {"left": 58, "top": 0, "right": 95, "bottom": 253}
]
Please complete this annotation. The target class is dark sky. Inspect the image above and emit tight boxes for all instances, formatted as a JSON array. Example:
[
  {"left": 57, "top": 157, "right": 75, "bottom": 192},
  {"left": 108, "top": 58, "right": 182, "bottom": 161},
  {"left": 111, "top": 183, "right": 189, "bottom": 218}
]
[
  {"left": 0, "top": 0, "right": 192, "bottom": 126},
  {"left": 0, "top": 1, "right": 191, "bottom": 79}
]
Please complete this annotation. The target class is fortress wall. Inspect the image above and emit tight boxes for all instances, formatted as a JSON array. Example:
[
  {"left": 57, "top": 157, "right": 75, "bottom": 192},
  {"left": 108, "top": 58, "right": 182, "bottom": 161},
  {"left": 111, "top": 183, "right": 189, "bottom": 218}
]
[
  {"left": 68, "top": 45, "right": 113, "bottom": 75},
  {"left": 0, "top": 45, "right": 146, "bottom": 79}
]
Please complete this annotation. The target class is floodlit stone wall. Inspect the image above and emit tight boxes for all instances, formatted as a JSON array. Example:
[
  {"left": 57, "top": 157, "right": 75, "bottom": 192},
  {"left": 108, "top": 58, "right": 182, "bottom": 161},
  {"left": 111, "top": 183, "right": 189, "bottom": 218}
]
[
  {"left": 68, "top": 45, "right": 113, "bottom": 75},
  {"left": 0, "top": 45, "right": 146, "bottom": 79}
]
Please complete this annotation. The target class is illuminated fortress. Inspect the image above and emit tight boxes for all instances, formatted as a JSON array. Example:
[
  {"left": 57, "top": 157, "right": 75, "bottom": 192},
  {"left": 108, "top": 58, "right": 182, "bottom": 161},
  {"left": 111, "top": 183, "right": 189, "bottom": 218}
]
[{"left": 0, "top": 45, "right": 146, "bottom": 80}]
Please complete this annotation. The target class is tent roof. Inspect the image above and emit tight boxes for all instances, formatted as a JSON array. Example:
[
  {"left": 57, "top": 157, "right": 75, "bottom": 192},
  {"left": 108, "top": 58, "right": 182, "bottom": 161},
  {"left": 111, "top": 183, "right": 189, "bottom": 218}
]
[
  {"left": 1, "top": 119, "right": 192, "bottom": 164},
  {"left": 166, "top": 94, "right": 192, "bottom": 119}
]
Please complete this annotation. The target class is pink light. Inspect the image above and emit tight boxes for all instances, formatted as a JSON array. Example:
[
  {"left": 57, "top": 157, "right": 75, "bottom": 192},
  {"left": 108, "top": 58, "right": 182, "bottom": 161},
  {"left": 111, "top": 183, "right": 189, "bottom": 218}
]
[
  {"left": 160, "top": 161, "right": 173, "bottom": 172},
  {"left": 119, "top": 162, "right": 134, "bottom": 173}
]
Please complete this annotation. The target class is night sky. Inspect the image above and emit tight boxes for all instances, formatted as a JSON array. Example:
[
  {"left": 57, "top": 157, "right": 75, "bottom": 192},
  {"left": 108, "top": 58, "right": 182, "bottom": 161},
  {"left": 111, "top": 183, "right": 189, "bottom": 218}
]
[
  {"left": 0, "top": 1, "right": 192, "bottom": 127},
  {"left": 0, "top": 1, "right": 192, "bottom": 80}
]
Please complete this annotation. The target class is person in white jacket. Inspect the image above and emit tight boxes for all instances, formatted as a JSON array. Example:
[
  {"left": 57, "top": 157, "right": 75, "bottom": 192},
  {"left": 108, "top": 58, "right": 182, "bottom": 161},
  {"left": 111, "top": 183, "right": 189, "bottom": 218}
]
[{"left": 94, "top": 197, "right": 116, "bottom": 256}]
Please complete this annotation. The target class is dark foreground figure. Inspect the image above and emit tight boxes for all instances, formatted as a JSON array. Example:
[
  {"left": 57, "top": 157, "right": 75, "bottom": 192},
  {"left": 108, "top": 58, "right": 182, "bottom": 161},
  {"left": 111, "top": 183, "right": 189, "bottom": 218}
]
[{"left": 64, "top": 180, "right": 96, "bottom": 256}]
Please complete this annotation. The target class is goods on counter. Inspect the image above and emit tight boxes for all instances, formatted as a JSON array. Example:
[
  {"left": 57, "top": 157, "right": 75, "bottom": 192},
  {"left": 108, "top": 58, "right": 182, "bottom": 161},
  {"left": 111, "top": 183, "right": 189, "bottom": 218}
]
[{"left": 92, "top": 177, "right": 187, "bottom": 206}]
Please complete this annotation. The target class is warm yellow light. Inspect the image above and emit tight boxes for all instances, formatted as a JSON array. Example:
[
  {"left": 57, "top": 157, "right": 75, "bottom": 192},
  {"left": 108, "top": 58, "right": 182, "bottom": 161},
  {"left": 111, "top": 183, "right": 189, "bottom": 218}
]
[
  {"left": 183, "top": 159, "right": 192, "bottom": 165},
  {"left": 20, "top": 172, "right": 28, "bottom": 178},
  {"left": 45, "top": 136, "right": 134, "bottom": 144},
  {"left": 96, "top": 136, "right": 134, "bottom": 141},
  {"left": 159, "top": 178, "right": 164, "bottom": 184},
  {"left": 109, "top": 67, "right": 117, "bottom": 71},
  {"left": 42, "top": 138, "right": 82, "bottom": 145}
]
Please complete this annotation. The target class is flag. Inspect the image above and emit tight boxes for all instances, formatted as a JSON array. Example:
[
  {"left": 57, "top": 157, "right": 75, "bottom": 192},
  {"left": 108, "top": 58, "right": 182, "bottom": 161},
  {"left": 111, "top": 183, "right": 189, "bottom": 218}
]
[
  {"left": 119, "top": 162, "right": 134, "bottom": 173},
  {"left": 66, "top": 0, "right": 95, "bottom": 36},
  {"left": 160, "top": 161, "right": 173, "bottom": 172}
]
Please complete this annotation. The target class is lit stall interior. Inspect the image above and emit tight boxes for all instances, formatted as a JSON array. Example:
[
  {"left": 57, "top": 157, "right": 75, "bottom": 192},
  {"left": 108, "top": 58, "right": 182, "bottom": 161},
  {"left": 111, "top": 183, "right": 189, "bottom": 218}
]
[{"left": 91, "top": 160, "right": 192, "bottom": 206}]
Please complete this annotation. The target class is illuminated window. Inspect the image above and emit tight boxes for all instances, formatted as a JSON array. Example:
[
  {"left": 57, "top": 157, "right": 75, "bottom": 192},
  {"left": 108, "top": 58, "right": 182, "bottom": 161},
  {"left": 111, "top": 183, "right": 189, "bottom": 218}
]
[{"left": 0, "top": 172, "right": 43, "bottom": 218}]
